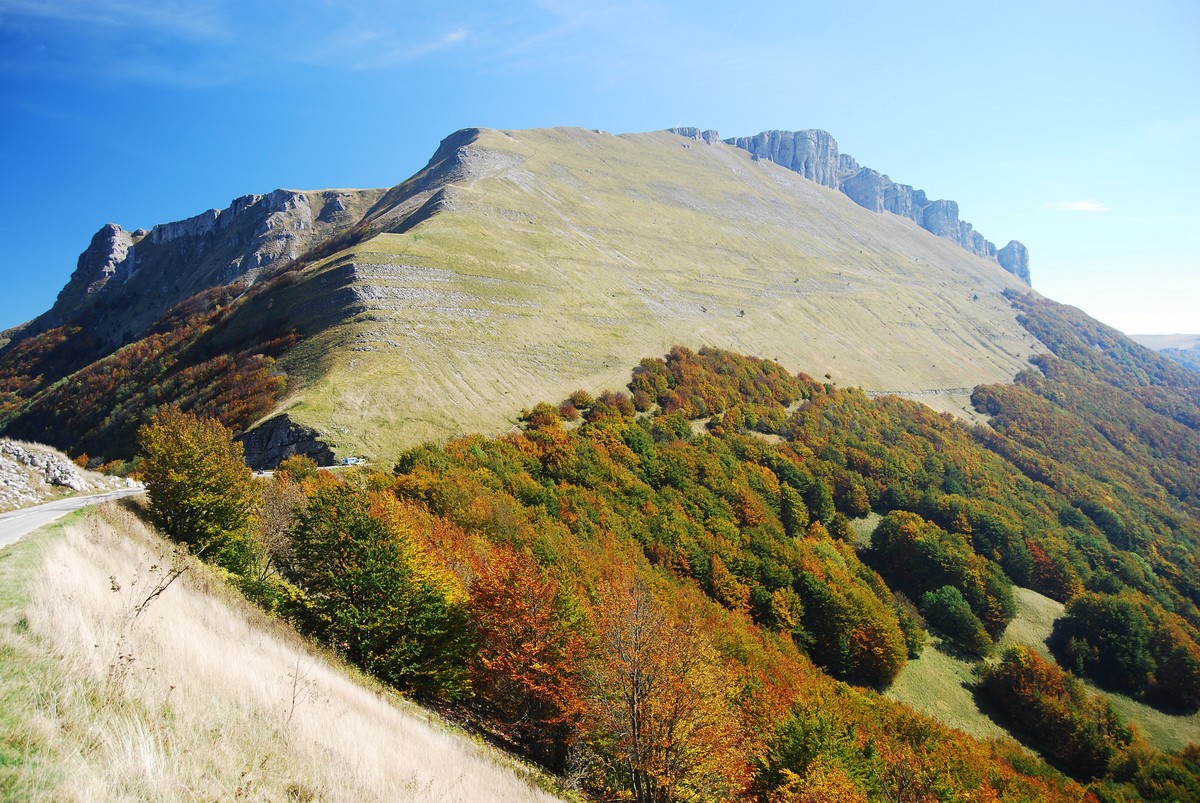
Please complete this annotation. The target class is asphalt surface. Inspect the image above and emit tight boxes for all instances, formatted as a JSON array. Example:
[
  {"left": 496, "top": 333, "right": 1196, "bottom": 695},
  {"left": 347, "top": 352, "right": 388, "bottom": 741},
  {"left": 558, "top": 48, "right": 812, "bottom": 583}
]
[{"left": 0, "top": 488, "right": 145, "bottom": 550}]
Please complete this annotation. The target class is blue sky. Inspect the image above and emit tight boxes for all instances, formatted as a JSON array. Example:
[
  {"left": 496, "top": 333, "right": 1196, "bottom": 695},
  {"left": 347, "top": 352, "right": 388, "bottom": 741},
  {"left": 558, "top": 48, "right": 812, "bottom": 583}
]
[{"left": 1, "top": 0, "right": 1197, "bottom": 334}]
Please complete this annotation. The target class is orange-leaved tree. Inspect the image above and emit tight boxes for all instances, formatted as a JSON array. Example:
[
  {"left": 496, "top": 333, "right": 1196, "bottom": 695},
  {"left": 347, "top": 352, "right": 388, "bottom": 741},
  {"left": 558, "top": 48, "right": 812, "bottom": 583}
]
[
  {"left": 581, "top": 572, "right": 747, "bottom": 803},
  {"left": 469, "top": 545, "right": 587, "bottom": 769}
]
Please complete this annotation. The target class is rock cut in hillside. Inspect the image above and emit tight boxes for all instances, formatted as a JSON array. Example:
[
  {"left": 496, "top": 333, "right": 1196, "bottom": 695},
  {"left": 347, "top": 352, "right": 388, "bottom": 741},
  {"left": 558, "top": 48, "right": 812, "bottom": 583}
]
[{"left": 0, "top": 439, "right": 131, "bottom": 512}]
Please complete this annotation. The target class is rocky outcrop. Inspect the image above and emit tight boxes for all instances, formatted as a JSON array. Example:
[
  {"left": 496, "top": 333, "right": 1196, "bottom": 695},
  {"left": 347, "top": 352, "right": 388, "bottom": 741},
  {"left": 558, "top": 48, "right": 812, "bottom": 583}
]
[
  {"left": 0, "top": 439, "right": 86, "bottom": 492},
  {"left": 724, "top": 129, "right": 843, "bottom": 189},
  {"left": 236, "top": 414, "right": 335, "bottom": 470},
  {"left": 0, "top": 438, "right": 136, "bottom": 512},
  {"left": 669, "top": 127, "right": 725, "bottom": 146},
  {"left": 692, "top": 128, "right": 1029, "bottom": 283},
  {"left": 49, "top": 224, "right": 143, "bottom": 316},
  {"left": 997, "top": 241, "right": 1031, "bottom": 284}
]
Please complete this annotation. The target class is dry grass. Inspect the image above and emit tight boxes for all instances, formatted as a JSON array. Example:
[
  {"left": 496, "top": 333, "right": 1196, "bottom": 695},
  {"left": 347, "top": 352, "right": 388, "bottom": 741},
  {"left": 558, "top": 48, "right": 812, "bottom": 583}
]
[
  {"left": 996, "top": 585, "right": 1064, "bottom": 659},
  {"left": 0, "top": 504, "right": 570, "bottom": 802},
  {"left": 883, "top": 636, "right": 1011, "bottom": 743}
]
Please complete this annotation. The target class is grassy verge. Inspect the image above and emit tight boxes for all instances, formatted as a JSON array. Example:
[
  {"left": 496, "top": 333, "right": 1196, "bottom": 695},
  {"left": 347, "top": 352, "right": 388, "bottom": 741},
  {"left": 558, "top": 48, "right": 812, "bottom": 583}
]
[{"left": 0, "top": 513, "right": 73, "bottom": 798}]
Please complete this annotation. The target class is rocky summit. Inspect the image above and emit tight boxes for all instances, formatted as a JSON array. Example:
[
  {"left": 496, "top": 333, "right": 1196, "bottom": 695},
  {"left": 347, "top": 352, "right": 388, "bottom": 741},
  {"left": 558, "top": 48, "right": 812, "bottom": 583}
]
[
  {"left": 17, "top": 188, "right": 386, "bottom": 350},
  {"left": 1, "top": 126, "right": 1044, "bottom": 466}
]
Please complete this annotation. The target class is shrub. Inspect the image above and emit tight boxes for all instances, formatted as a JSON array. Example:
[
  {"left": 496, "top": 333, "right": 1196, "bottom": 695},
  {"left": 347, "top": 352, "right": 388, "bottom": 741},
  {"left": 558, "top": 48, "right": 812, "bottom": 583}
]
[{"left": 978, "top": 646, "right": 1132, "bottom": 780}]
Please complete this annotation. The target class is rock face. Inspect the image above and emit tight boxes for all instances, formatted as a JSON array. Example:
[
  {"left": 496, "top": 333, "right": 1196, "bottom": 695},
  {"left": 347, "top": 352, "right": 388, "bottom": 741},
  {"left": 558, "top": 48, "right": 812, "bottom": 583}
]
[
  {"left": 236, "top": 414, "right": 335, "bottom": 470},
  {"left": 997, "top": 240, "right": 1031, "bottom": 284},
  {"left": 28, "top": 187, "right": 387, "bottom": 350},
  {"left": 724, "top": 129, "right": 843, "bottom": 189},
  {"left": 703, "top": 128, "right": 1029, "bottom": 282},
  {"left": 50, "top": 223, "right": 140, "bottom": 315}
]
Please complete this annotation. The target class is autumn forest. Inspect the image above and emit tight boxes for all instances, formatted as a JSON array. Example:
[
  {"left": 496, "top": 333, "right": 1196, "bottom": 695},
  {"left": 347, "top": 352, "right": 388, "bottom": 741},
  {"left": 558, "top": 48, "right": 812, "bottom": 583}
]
[{"left": 99, "top": 288, "right": 1200, "bottom": 801}]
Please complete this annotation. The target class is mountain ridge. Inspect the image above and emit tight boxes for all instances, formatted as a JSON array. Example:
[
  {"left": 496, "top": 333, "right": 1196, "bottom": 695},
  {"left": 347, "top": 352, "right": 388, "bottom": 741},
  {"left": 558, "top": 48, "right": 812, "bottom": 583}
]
[
  {"left": 11, "top": 187, "right": 388, "bottom": 352},
  {"left": 678, "top": 127, "right": 1030, "bottom": 282}
]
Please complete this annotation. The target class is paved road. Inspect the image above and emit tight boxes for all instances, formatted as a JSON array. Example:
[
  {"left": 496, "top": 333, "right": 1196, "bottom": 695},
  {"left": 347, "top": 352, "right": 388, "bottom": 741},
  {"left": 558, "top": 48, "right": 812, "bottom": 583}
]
[{"left": 0, "top": 488, "right": 145, "bottom": 550}]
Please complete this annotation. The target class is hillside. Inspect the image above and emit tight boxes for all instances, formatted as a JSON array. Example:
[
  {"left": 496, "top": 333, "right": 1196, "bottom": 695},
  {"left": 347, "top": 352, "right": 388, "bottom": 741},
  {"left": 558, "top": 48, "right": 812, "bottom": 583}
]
[
  {"left": 0, "top": 503, "right": 568, "bottom": 801},
  {"left": 3, "top": 296, "right": 1198, "bottom": 799},
  {"left": 0, "top": 126, "right": 1045, "bottom": 466},
  {"left": 126, "top": 318, "right": 1195, "bottom": 800}
]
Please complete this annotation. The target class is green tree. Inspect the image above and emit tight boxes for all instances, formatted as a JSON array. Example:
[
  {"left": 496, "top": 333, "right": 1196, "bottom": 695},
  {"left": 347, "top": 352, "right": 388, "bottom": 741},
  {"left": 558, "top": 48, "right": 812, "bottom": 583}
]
[
  {"left": 1051, "top": 592, "right": 1154, "bottom": 695},
  {"left": 285, "top": 483, "right": 471, "bottom": 699},
  {"left": 780, "top": 484, "right": 809, "bottom": 538},
  {"left": 276, "top": 453, "right": 320, "bottom": 481},
  {"left": 920, "top": 586, "right": 992, "bottom": 657},
  {"left": 804, "top": 477, "right": 835, "bottom": 523},
  {"left": 137, "top": 406, "right": 257, "bottom": 571}
]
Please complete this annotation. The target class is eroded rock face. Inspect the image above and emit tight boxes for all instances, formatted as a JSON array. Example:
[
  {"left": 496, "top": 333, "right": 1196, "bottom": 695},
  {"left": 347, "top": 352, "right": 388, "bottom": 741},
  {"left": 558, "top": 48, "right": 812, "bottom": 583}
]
[
  {"left": 841, "top": 168, "right": 887, "bottom": 212},
  {"left": 997, "top": 240, "right": 1031, "bottom": 284},
  {"left": 670, "top": 127, "right": 727, "bottom": 146},
  {"left": 725, "top": 129, "right": 843, "bottom": 189},
  {"left": 716, "top": 129, "right": 1029, "bottom": 282},
  {"left": 50, "top": 224, "right": 141, "bottom": 315},
  {"left": 29, "top": 187, "right": 386, "bottom": 350},
  {"left": 236, "top": 414, "right": 335, "bottom": 470}
]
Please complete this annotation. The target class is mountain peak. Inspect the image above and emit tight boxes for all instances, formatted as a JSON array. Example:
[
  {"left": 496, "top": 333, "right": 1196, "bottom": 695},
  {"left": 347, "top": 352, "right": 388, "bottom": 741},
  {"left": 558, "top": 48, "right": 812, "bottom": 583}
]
[{"left": 22, "top": 187, "right": 388, "bottom": 349}]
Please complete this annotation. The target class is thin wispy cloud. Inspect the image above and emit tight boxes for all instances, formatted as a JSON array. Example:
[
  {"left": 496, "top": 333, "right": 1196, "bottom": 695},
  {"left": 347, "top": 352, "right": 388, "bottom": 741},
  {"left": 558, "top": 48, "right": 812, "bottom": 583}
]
[
  {"left": 343, "top": 27, "right": 472, "bottom": 71},
  {"left": 1046, "top": 200, "right": 1112, "bottom": 213},
  {"left": 0, "top": 0, "right": 227, "bottom": 40},
  {"left": 1, "top": 1, "right": 476, "bottom": 85}
]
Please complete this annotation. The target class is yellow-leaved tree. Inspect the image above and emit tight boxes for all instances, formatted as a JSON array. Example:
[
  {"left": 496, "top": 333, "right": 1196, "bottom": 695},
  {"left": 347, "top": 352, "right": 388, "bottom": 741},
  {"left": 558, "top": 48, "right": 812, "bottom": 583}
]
[{"left": 137, "top": 406, "right": 257, "bottom": 572}]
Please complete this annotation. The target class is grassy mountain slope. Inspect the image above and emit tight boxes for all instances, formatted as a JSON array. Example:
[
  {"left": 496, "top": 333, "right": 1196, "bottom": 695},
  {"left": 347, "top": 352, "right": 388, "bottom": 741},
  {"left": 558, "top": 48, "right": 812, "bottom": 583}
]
[
  {"left": 0, "top": 503, "right": 569, "bottom": 801},
  {"left": 889, "top": 585, "right": 1200, "bottom": 754},
  {"left": 271, "top": 127, "right": 1041, "bottom": 459},
  {"left": 1, "top": 126, "right": 1046, "bottom": 464}
]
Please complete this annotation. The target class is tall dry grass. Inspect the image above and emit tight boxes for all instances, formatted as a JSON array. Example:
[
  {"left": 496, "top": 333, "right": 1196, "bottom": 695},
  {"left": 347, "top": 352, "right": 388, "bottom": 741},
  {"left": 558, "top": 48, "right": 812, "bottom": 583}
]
[{"left": 3, "top": 503, "right": 569, "bottom": 801}]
